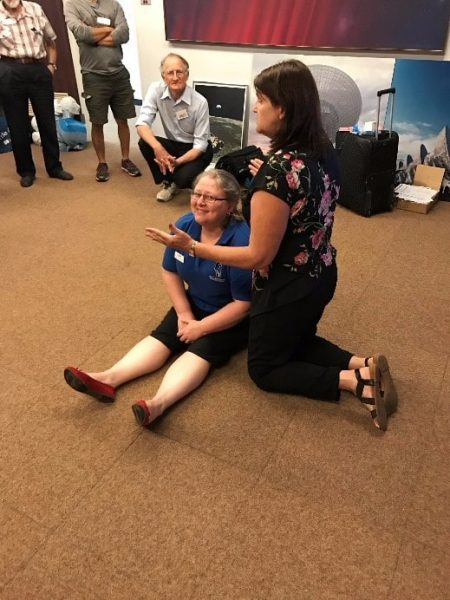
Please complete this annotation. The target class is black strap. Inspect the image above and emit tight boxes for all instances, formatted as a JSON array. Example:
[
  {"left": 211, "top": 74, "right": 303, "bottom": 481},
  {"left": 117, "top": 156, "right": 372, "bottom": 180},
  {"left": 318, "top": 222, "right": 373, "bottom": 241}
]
[{"left": 355, "top": 369, "right": 375, "bottom": 399}]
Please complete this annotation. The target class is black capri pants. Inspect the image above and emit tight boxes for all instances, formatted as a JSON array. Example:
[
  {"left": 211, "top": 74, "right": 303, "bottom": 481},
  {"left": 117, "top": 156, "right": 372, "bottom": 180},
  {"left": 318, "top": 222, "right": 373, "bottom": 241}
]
[{"left": 151, "top": 298, "right": 249, "bottom": 368}]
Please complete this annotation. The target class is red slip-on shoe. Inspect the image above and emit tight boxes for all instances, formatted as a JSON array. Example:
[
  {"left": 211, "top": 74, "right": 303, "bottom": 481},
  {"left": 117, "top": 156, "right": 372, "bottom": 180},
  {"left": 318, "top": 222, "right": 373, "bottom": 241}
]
[
  {"left": 131, "top": 400, "right": 153, "bottom": 426},
  {"left": 64, "top": 367, "right": 116, "bottom": 403}
]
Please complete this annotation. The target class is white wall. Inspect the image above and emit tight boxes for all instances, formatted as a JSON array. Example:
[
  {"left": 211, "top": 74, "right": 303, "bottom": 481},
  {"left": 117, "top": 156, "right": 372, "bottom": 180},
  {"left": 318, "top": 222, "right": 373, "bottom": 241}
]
[{"left": 117, "top": 0, "right": 142, "bottom": 98}]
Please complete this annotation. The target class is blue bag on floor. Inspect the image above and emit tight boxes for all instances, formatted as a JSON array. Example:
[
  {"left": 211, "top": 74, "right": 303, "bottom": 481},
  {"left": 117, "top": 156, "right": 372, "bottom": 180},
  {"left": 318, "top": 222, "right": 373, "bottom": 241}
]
[{"left": 56, "top": 117, "right": 87, "bottom": 151}]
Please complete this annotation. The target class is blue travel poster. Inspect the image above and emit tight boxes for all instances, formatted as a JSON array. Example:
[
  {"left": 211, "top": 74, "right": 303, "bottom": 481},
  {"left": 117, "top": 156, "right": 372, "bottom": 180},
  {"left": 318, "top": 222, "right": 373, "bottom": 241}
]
[{"left": 391, "top": 59, "right": 450, "bottom": 196}]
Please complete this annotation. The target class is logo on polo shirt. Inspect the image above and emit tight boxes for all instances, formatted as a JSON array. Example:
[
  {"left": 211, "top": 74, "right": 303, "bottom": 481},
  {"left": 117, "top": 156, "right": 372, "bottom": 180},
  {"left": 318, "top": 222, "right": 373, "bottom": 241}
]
[{"left": 209, "top": 263, "right": 225, "bottom": 283}]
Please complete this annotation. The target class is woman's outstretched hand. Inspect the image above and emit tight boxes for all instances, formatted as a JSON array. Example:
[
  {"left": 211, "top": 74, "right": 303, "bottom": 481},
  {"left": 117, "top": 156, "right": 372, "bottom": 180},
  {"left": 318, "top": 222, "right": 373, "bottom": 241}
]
[{"left": 145, "top": 224, "right": 192, "bottom": 253}]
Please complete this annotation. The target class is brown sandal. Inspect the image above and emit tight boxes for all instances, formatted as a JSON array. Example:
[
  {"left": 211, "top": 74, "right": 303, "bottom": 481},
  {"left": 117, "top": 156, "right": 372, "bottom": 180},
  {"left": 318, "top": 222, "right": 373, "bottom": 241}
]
[
  {"left": 372, "top": 354, "right": 398, "bottom": 418},
  {"left": 355, "top": 364, "right": 388, "bottom": 431}
]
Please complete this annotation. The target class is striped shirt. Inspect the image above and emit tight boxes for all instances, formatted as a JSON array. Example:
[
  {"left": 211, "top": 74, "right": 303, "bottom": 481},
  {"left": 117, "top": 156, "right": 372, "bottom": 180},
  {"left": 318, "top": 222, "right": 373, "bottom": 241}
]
[{"left": 0, "top": 1, "right": 56, "bottom": 60}]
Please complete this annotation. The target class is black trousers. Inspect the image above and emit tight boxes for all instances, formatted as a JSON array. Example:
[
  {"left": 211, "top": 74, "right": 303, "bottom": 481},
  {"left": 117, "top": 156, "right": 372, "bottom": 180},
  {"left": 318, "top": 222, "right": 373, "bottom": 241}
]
[
  {"left": 138, "top": 136, "right": 213, "bottom": 189},
  {"left": 0, "top": 62, "right": 62, "bottom": 177},
  {"left": 247, "top": 263, "right": 353, "bottom": 401}
]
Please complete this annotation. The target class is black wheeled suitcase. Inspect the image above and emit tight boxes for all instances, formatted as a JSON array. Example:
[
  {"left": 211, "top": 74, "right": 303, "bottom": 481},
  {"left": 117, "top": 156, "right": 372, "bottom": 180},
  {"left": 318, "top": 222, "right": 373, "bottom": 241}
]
[{"left": 337, "top": 88, "right": 398, "bottom": 217}]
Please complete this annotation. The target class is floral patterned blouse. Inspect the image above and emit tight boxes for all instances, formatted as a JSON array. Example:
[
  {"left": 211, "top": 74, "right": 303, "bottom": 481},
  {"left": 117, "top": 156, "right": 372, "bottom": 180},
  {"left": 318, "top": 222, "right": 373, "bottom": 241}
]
[{"left": 249, "top": 144, "right": 340, "bottom": 314}]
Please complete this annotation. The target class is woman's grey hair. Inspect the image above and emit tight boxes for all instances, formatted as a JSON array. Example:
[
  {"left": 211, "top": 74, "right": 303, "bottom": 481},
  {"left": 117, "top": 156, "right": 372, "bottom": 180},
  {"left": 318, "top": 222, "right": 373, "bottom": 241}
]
[
  {"left": 193, "top": 169, "right": 244, "bottom": 221},
  {"left": 160, "top": 53, "right": 189, "bottom": 73}
]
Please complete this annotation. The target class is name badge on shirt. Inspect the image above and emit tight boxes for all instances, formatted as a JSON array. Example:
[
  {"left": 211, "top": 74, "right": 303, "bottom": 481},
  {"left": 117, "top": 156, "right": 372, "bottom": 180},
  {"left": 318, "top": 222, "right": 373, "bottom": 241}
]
[
  {"left": 174, "top": 251, "right": 185, "bottom": 263},
  {"left": 175, "top": 109, "right": 188, "bottom": 120},
  {"left": 96, "top": 17, "right": 111, "bottom": 25}
]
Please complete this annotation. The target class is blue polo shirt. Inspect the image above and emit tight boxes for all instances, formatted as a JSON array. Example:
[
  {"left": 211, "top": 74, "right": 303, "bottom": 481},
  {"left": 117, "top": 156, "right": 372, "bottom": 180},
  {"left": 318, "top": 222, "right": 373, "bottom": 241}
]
[{"left": 162, "top": 213, "right": 252, "bottom": 313}]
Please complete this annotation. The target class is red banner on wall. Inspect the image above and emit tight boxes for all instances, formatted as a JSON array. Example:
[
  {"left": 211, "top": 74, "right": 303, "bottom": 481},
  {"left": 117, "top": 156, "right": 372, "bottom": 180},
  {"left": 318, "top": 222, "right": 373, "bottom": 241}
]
[{"left": 163, "top": 0, "right": 450, "bottom": 53}]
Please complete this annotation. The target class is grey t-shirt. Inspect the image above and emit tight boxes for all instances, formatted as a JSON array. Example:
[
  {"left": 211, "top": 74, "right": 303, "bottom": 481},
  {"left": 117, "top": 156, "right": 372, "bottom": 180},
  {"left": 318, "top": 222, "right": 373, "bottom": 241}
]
[{"left": 64, "top": 0, "right": 129, "bottom": 75}]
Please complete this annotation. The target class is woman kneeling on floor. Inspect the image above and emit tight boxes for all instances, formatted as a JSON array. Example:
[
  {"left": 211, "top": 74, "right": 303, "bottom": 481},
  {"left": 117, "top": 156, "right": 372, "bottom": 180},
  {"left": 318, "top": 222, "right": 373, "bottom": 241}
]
[{"left": 64, "top": 169, "right": 251, "bottom": 426}]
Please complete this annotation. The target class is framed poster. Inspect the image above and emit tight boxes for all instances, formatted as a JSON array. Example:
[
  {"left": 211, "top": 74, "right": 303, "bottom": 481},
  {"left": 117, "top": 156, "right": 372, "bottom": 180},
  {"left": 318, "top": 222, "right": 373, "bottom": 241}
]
[
  {"left": 193, "top": 82, "right": 248, "bottom": 162},
  {"left": 165, "top": 0, "right": 450, "bottom": 53}
]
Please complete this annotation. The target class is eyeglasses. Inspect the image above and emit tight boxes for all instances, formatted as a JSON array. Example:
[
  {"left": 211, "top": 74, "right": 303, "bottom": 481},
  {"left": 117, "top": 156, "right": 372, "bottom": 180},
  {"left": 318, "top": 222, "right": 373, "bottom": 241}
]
[
  {"left": 164, "top": 70, "right": 187, "bottom": 78},
  {"left": 191, "top": 191, "right": 227, "bottom": 204}
]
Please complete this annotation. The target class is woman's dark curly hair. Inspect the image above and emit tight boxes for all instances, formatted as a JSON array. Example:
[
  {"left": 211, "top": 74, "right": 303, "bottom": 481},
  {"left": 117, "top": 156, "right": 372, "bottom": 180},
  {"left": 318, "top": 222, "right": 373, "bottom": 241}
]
[{"left": 254, "top": 59, "right": 329, "bottom": 157}]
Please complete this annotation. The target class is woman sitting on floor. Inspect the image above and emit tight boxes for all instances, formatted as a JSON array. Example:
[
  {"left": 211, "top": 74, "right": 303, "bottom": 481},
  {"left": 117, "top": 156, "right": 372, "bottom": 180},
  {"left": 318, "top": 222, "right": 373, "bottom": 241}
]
[{"left": 64, "top": 169, "right": 251, "bottom": 426}]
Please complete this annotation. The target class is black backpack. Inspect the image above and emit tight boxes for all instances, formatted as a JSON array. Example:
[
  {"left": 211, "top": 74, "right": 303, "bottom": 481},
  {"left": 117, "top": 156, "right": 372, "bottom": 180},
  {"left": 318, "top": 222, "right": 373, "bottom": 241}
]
[{"left": 215, "top": 145, "right": 264, "bottom": 184}]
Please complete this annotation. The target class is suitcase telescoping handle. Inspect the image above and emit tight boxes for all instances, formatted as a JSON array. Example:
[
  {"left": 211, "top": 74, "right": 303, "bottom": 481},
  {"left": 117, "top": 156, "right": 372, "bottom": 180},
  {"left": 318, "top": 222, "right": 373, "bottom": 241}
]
[{"left": 375, "top": 87, "right": 396, "bottom": 140}]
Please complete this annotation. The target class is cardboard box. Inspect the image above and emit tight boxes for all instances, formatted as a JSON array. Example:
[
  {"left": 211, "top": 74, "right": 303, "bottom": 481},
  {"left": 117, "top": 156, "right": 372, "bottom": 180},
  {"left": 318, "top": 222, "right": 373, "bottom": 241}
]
[{"left": 395, "top": 165, "right": 445, "bottom": 214}]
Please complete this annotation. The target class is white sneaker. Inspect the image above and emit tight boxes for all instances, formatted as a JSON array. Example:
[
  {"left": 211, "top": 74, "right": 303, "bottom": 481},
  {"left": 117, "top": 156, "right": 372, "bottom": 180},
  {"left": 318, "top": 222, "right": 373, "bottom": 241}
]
[{"left": 156, "top": 182, "right": 177, "bottom": 202}]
